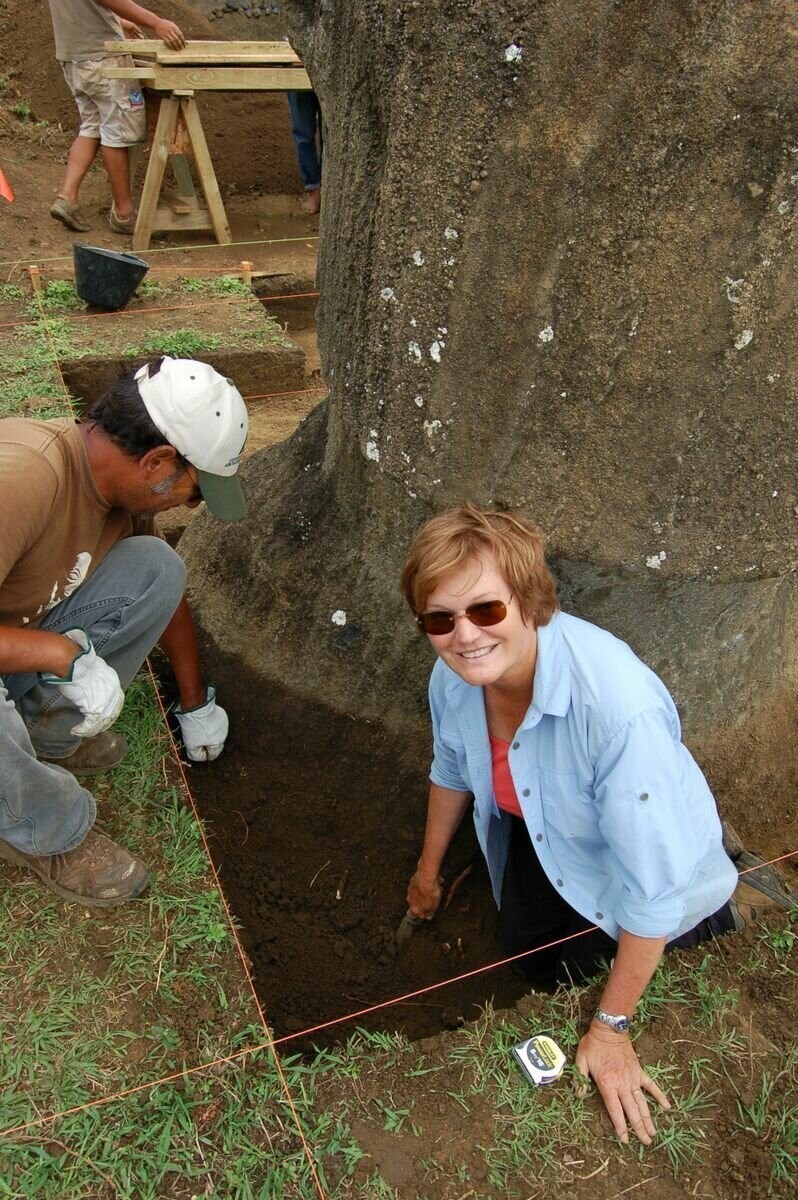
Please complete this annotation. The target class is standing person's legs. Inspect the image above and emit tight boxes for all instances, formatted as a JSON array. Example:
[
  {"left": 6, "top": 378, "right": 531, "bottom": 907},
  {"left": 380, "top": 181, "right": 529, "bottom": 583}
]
[
  {"left": 287, "top": 91, "right": 322, "bottom": 213},
  {"left": 5, "top": 536, "right": 186, "bottom": 761},
  {"left": 51, "top": 61, "right": 102, "bottom": 231}
]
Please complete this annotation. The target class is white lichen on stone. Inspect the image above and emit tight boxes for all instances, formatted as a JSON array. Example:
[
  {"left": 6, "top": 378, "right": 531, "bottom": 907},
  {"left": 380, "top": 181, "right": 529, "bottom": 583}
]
[
  {"left": 365, "top": 430, "right": 380, "bottom": 461},
  {"left": 444, "top": 226, "right": 459, "bottom": 240},
  {"left": 504, "top": 43, "right": 523, "bottom": 63},
  {"left": 331, "top": 610, "right": 347, "bottom": 626},
  {"left": 777, "top": 200, "right": 791, "bottom": 215},
  {"left": 646, "top": 551, "right": 667, "bottom": 570},
  {"left": 430, "top": 340, "right": 444, "bottom": 362},
  {"left": 408, "top": 340, "right": 422, "bottom": 361},
  {"left": 412, "top": 250, "right": 425, "bottom": 266},
  {"left": 724, "top": 277, "right": 746, "bottom": 305},
  {"left": 414, "top": 395, "right": 424, "bottom": 408},
  {"left": 734, "top": 329, "right": 754, "bottom": 350},
  {"left": 380, "top": 286, "right": 397, "bottom": 302},
  {"left": 423, "top": 419, "right": 442, "bottom": 438},
  {"left": 538, "top": 324, "right": 555, "bottom": 343}
]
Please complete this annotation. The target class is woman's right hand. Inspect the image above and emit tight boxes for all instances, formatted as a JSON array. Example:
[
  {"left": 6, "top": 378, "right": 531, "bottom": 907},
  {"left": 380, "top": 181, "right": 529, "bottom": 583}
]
[{"left": 407, "top": 868, "right": 443, "bottom": 919}]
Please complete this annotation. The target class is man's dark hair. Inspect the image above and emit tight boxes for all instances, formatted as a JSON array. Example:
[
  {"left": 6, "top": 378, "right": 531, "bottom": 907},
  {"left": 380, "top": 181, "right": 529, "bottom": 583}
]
[{"left": 85, "top": 358, "right": 187, "bottom": 465}]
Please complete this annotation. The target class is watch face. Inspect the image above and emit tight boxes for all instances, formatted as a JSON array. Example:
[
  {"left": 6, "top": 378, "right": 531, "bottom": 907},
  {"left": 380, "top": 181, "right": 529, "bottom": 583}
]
[{"left": 596, "top": 1009, "right": 630, "bottom": 1033}]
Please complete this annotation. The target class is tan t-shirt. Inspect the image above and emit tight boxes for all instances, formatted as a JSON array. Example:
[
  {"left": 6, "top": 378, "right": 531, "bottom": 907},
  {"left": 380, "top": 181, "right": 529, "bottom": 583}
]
[
  {"left": 0, "top": 418, "right": 151, "bottom": 628},
  {"left": 46, "top": 0, "right": 123, "bottom": 62}
]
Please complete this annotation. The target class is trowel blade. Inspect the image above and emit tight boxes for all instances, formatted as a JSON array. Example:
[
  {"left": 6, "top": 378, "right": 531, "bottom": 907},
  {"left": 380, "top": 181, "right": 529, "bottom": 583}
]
[{"left": 395, "top": 911, "right": 425, "bottom": 953}]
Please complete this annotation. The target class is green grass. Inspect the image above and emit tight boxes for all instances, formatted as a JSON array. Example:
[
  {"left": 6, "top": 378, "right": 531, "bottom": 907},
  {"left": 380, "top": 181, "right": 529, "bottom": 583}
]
[
  {"left": 136, "top": 327, "right": 222, "bottom": 358},
  {"left": 736, "top": 1056, "right": 798, "bottom": 1194},
  {"left": 26, "top": 279, "right": 84, "bottom": 316},
  {"left": 10, "top": 99, "right": 30, "bottom": 120}
]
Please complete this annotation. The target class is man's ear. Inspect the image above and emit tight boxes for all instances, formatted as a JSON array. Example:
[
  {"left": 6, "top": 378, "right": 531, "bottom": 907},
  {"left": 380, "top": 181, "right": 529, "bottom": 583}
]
[{"left": 139, "top": 443, "right": 180, "bottom": 477}]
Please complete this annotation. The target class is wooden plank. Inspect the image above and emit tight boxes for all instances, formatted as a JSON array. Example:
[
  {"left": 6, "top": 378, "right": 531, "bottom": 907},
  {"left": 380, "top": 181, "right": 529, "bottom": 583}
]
[
  {"left": 105, "top": 39, "right": 301, "bottom": 62},
  {"left": 179, "top": 97, "right": 232, "bottom": 245},
  {"left": 132, "top": 94, "right": 178, "bottom": 252},
  {"left": 146, "top": 206, "right": 214, "bottom": 232},
  {"left": 103, "top": 65, "right": 310, "bottom": 90}
]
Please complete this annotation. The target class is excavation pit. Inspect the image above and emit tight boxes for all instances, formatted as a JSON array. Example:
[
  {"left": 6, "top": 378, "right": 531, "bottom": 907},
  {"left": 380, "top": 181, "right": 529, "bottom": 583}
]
[{"left": 178, "top": 650, "right": 531, "bottom": 1047}]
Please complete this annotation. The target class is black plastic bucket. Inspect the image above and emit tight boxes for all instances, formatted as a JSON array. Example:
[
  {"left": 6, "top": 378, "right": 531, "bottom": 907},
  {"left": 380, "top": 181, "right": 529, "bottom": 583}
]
[{"left": 73, "top": 243, "right": 149, "bottom": 311}]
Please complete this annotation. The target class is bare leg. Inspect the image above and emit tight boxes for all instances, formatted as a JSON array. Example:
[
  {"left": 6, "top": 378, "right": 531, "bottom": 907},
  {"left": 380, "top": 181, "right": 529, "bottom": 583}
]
[
  {"left": 59, "top": 135, "right": 100, "bottom": 204},
  {"left": 101, "top": 145, "right": 134, "bottom": 219},
  {"left": 301, "top": 187, "right": 321, "bottom": 215}
]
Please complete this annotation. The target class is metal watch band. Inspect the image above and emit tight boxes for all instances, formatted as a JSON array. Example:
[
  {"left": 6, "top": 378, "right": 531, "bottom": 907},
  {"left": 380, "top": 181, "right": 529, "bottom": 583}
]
[{"left": 594, "top": 1008, "right": 631, "bottom": 1033}]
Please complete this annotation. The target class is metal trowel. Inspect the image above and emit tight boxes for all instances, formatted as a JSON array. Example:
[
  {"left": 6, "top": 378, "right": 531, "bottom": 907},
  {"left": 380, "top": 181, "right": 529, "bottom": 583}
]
[{"left": 395, "top": 911, "right": 425, "bottom": 954}]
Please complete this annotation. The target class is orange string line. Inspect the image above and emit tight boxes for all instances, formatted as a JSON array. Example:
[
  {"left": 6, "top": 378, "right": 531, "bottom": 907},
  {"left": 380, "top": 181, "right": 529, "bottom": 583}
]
[
  {"left": 0, "top": 236, "right": 320, "bottom": 270},
  {"left": 145, "top": 665, "right": 327, "bottom": 1200},
  {"left": 243, "top": 386, "right": 327, "bottom": 402},
  {"left": 0, "top": 292, "right": 320, "bottom": 331},
  {"left": 2, "top": 848, "right": 795, "bottom": 1143}
]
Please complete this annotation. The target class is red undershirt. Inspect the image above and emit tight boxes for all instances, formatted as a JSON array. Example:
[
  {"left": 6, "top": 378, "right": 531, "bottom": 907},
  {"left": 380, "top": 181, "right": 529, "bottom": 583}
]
[{"left": 489, "top": 733, "right": 523, "bottom": 818}]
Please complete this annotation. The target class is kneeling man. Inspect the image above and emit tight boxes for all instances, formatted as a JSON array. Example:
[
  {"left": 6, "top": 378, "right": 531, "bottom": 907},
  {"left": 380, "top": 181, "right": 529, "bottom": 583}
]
[{"left": 0, "top": 357, "right": 247, "bottom": 907}]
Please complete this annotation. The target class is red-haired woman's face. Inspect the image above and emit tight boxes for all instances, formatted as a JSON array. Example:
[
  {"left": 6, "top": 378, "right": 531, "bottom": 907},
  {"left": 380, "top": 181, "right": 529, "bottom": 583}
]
[{"left": 421, "top": 555, "right": 537, "bottom": 690}]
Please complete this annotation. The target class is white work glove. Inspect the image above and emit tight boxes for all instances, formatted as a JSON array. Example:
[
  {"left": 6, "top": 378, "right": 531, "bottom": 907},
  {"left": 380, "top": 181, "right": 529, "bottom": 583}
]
[
  {"left": 41, "top": 628, "right": 125, "bottom": 737},
  {"left": 175, "top": 685, "right": 228, "bottom": 762}
]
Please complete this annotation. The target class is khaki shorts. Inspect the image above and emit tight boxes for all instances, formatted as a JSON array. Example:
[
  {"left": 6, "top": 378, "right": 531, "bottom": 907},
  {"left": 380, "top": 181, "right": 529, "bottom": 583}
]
[{"left": 61, "top": 55, "right": 146, "bottom": 148}]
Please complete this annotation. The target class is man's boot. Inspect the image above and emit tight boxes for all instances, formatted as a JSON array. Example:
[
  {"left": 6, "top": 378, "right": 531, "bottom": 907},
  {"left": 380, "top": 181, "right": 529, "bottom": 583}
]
[
  {"left": 40, "top": 731, "right": 128, "bottom": 777},
  {"left": 0, "top": 826, "right": 150, "bottom": 907}
]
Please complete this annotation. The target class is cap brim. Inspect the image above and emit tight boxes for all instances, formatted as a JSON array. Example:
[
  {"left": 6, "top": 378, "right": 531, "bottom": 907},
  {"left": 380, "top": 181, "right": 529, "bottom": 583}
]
[{"left": 196, "top": 470, "right": 247, "bottom": 521}]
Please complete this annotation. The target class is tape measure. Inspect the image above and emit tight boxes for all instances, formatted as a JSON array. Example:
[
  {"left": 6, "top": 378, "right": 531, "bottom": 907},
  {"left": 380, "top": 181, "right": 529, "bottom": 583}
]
[{"left": 512, "top": 1034, "right": 567, "bottom": 1086}]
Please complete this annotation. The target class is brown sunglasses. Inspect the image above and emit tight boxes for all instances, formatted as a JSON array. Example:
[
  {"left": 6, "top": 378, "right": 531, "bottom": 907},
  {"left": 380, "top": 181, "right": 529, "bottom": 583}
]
[{"left": 416, "top": 598, "right": 509, "bottom": 636}]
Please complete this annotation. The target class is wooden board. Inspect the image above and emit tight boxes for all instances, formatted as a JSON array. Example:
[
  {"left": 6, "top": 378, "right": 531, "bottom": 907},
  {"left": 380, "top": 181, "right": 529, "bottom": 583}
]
[
  {"left": 104, "top": 39, "right": 301, "bottom": 64},
  {"left": 104, "top": 65, "right": 311, "bottom": 90}
]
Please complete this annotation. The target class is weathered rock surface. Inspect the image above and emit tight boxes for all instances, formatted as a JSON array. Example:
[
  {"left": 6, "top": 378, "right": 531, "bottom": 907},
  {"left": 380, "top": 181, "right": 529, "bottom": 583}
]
[{"left": 181, "top": 0, "right": 797, "bottom": 837}]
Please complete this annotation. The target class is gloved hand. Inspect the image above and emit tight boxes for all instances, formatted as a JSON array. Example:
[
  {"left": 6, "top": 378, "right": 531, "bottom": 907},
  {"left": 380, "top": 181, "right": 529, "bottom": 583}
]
[
  {"left": 41, "top": 628, "right": 125, "bottom": 736},
  {"left": 175, "top": 686, "right": 228, "bottom": 762}
]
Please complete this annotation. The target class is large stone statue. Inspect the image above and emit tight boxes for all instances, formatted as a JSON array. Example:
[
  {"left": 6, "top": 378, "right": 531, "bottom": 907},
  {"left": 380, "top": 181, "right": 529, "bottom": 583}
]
[{"left": 180, "top": 1, "right": 797, "bottom": 838}]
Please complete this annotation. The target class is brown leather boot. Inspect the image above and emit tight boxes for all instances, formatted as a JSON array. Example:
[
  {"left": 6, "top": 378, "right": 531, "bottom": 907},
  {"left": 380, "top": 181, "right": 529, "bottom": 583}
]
[
  {"left": 40, "top": 731, "right": 128, "bottom": 777},
  {"left": 0, "top": 827, "right": 150, "bottom": 907},
  {"left": 730, "top": 880, "right": 791, "bottom": 930}
]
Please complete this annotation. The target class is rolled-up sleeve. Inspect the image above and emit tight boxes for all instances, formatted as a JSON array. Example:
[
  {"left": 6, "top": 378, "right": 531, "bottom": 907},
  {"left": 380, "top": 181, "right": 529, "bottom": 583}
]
[
  {"left": 594, "top": 706, "right": 708, "bottom": 937},
  {"left": 428, "top": 672, "right": 469, "bottom": 793}
]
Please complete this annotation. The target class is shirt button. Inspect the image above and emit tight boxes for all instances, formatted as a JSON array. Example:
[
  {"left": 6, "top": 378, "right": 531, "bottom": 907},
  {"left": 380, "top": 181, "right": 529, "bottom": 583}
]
[
  {"left": 512, "top": 741, "right": 520, "bottom": 750},
  {"left": 535, "top": 833, "right": 543, "bottom": 842},
  {"left": 595, "top": 911, "right": 604, "bottom": 919},
  {"left": 640, "top": 792, "right": 649, "bottom": 801},
  {"left": 522, "top": 788, "right": 530, "bottom": 797},
  {"left": 556, "top": 878, "right": 563, "bottom": 887}
]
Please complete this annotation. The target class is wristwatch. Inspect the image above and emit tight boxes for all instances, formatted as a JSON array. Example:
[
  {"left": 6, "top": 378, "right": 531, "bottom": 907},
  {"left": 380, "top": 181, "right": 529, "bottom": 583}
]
[{"left": 594, "top": 1008, "right": 631, "bottom": 1034}]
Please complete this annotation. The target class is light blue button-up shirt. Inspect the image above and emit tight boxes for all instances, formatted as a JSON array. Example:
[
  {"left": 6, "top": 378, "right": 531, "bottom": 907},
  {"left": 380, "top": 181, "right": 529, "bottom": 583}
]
[{"left": 428, "top": 610, "right": 737, "bottom": 941}]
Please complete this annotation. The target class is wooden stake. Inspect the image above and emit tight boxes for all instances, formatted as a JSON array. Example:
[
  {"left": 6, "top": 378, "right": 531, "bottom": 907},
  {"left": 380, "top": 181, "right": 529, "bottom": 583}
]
[
  {"left": 240, "top": 261, "right": 254, "bottom": 290},
  {"left": 28, "top": 265, "right": 42, "bottom": 294}
]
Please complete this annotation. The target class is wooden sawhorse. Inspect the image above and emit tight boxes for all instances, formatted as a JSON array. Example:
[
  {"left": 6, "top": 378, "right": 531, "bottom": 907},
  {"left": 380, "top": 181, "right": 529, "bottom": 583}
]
[{"left": 133, "top": 89, "right": 230, "bottom": 252}]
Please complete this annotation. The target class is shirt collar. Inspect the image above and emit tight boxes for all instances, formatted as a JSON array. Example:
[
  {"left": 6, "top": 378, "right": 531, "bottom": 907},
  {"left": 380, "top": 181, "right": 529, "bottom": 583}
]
[{"left": 530, "top": 611, "right": 571, "bottom": 718}]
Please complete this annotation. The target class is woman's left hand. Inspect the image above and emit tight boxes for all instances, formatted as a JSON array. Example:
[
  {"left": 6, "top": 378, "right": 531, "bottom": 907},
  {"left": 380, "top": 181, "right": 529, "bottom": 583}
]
[{"left": 574, "top": 1022, "right": 671, "bottom": 1145}]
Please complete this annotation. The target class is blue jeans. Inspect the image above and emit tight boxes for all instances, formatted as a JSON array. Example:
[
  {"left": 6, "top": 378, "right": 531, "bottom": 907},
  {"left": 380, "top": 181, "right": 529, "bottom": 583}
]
[
  {"left": 0, "top": 536, "right": 185, "bottom": 855},
  {"left": 287, "top": 91, "right": 322, "bottom": 190}
]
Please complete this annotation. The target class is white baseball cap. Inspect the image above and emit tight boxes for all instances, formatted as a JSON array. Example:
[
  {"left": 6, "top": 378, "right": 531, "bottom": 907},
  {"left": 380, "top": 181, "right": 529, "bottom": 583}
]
[{"left": 135, "top": 357, "right": 248, "bottom": 521}]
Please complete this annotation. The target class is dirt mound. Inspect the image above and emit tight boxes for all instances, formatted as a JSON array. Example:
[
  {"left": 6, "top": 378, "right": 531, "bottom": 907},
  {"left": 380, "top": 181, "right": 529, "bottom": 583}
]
[{"left": 3, "top": 0, "right": 300, "bottom": 194}]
